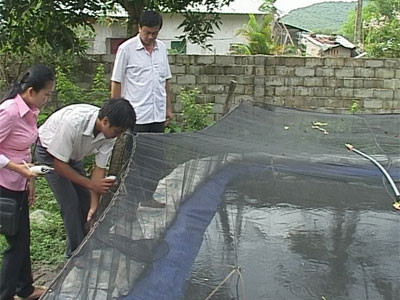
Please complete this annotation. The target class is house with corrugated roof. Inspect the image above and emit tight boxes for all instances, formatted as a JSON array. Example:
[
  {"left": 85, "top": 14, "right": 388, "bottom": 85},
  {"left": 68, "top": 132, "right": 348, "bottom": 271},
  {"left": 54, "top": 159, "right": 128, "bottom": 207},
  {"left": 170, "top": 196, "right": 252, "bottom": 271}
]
[{"left": 305, "top": 33, "right": 356, "bottom": 57}]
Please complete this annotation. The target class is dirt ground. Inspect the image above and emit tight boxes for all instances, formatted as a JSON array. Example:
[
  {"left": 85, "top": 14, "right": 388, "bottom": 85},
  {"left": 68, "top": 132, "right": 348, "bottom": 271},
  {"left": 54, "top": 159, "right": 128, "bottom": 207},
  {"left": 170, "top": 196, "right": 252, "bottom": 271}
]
[{"left": 33, "top": 263, "right": 64, "bottom": 287}]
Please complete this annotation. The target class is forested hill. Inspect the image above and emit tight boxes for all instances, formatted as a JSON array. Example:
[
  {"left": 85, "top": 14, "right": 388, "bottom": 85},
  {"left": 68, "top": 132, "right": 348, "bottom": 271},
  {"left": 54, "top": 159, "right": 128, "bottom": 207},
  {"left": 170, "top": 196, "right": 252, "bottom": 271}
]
[{"left": 281, "top": 1, "right": 357, "bottom": 33}]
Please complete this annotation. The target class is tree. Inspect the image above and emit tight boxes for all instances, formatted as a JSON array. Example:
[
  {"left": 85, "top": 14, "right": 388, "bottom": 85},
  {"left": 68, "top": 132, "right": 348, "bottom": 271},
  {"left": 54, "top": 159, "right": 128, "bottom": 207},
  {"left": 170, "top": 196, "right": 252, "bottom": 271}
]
[
  {"left": 112, "top": 0, "right": 233, "bottom": 47},
  {"left": 234, "top": 14, "right": 281, "bottom": 55},
  {"left": 341, "top": 0, "right": 400, "bottom": 57}
]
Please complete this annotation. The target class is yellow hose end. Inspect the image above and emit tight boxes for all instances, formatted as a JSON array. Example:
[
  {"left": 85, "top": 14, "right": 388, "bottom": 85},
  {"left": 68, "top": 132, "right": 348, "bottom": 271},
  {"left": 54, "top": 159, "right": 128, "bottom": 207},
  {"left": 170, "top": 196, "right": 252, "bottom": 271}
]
[{"left": 393, "top": 201, "right": 400, "bottom": 211}]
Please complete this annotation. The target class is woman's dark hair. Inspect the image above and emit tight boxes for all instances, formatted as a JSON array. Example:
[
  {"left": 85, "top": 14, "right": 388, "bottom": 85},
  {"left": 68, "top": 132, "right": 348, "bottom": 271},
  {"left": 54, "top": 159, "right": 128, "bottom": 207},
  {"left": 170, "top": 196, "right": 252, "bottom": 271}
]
[
  {"left": 139, "top": 10, "right": 163, "bottom": 29},
  {"left": 99, "top": 98, "right": 136, "bottom": 129},
  {"left": 1, "top": 64, "right": 54, "bottom": 103}
]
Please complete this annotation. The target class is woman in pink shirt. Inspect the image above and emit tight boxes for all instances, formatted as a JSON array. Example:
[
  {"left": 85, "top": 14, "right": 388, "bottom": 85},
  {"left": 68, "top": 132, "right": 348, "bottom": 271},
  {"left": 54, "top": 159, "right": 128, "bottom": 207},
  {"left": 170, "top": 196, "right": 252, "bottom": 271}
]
[{"left": 0, "top": 64, "right": 54, "bottom": 300}]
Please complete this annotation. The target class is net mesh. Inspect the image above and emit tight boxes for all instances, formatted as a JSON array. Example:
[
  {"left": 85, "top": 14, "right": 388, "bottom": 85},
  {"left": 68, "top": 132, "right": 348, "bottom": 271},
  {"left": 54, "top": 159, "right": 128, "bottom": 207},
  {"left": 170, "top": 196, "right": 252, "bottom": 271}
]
[{"left": 42, "top": 102, "right": 400, "bottom": 300}]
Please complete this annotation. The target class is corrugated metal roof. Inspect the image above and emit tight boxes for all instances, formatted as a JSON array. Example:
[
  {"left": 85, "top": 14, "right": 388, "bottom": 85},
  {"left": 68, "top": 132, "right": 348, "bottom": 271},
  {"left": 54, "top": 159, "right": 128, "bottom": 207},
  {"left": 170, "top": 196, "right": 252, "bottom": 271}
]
[{"left": 306, "top": 34, "right": 355, "bottom": 51}]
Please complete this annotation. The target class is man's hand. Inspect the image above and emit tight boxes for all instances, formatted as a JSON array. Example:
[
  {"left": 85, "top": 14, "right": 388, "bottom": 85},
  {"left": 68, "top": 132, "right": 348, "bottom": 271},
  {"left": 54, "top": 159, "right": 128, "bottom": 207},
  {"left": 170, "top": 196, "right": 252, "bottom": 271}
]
[
  {"left": 87, "top": 191, "right": 99, "bottom": 222},
  {"left": 90, "top": 177, "right": 115, "bottom": 195},
  {"left": 164, "top": 107, "right": 173, "bottom": 127}
]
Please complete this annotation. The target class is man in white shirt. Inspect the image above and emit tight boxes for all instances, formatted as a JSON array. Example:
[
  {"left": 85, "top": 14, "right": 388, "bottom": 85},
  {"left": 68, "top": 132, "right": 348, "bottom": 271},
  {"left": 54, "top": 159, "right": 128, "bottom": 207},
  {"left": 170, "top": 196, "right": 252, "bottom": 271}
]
[
  {"left": 111, "top": 10, "right": 172, "bottom": 130},
  {"left": 35, "top": 98, "right": 135, "bottom": 257},
  {"left": 111, "top": 10, "right": 172, "bottom": 208}
]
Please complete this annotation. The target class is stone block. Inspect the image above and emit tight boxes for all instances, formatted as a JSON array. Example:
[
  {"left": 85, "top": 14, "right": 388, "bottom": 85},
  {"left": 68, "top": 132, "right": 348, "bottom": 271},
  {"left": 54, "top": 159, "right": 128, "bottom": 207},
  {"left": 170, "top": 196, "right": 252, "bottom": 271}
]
[
  {"left": 224, "top": 66, "right": 246, "bottom": 75},
  {"left": 255, "top": 76, "right": 265, "bottom": 86},
  {"left": 375, "top": 68, "right": 395, "bottom": 79},
  {"left": 275, "top": 86, "right": 294, "bottom": 96},
  {"left": 394, "top": 90, "right": 400, "bottom": 100},
  {"left": 363, "top": 79, "right": 384, "bottom": 89},
  {"left": 170, "top": 65, "right": 186, "bottom": 74},
  {"left": 335, "top": 88, "right": 354, "bottom": 98},
  {"left": 384, "top": 59, "right": 399, "bottom": 68},
  {"left": 343, "top": 78, "right": 363, "bottom": 88},
  {"left": 325, "top": 58, "right": 345, "bottom": 67},
  {"left": 245, "top": 65, "right": 255, "bottom": 75},
  {"left": 212, "top": 103, "right": 224, "bottom": 114},
  {"left": 206, "top": 85, "right": 225, "bottom": 94},
  {"left": 313, "top": 87, "right": 335, "bottom": 97},
  {"left": 364, "top": 99, "right": 383, "bottom": 109},
  {"left": 216, "top": 55, "right": 236, "bottom": 65},
  {"left": 203, "top": 66, "right": 224, "bottom": 75},
  {"left": 295, "top": 67, "right": 315, "bottom": 77},
  {"left": 344, "top": 59, "right": 364, "bottom": 67},
  {"left": 265, "top": 67, "right": 276, "bottom": 76},
  {"left": 364, "top": 59, "right": 384, "bottom": 68},
  {"left": 265, "top": 87, "right": 275, "bottom": 96},
  {"left": 383, "top": 79, "right": 398, "bottom": 89},
  {"left": 305, "top": 58, "right": 324, "bottom": 67},
  {"left": 265, "top": 76, "right": 284, "bottom": 86},
  {"left": 197, "top": 55, "right": 215, "bottom": 65},
  {"left": 255, "top": 67, "right": 265, "bottom": 76},
  {"left": 254, "top": 55, "right": 267, "bottom": 66},
  {"left": 275, "top": 66, "right": 295, "bottom": 76},
  {"left": 285, "top": 77, "right": 304, "bottom": 86},
  {"left": 335, "top": 68, "right": 355, "bottom": 78},
  {"left": 176, "top": 55, "right": 190, "bottom": 65},
  {"left": 315, "top": 67, "right": 334, "bottom": 77},
  {"left": 177, "top": 74, "right": 196, "bottom": 85},
  {"left": 168, "top": 55, "right": 176, "bottom": 64},
  {"left": 396, "top": 70, "right": 400, "bottom": 79},
  {"left": 354, "top": 67, "right": 375, "bottom": 78},
  {"left": 214, "top": 94, "right": 228, "bottom": 104},
  {"left": 373, "top": 89, "right": 394, "bottom": 100},
  {"left": 187, "top": 65, "right": 203, "bottom": 75},
  {"left": 325, "top": 98, "right": 344, "bottom": 108},
  {"left": 197, "top": 75, "right": 216, "bottom": 84},
  {"left": 283, "top": 57, "right": 305, "bottom": 67},
  {"left": 215, "top": 75, "right": 237, "bottom": 84},
  {"left": 254, "top": 87, "right": 264, "bottom": 97},
  {"left": 245, "top": 85, "right": 254, "bottom": 95},
  {"left": 236, "top": 76, "right": 254, "bottom": 85},
  {"left": 354, "top": 89, "right": 373, "bottom": 98},
  {"left": 294, "top": 87, "right": 313, "bottom": 96},
  {"left": 382, "top": 100, "right": 400, "bottom": 110},
  {"left": 304, "top": 77, "right": 324, "bottom": 87}
]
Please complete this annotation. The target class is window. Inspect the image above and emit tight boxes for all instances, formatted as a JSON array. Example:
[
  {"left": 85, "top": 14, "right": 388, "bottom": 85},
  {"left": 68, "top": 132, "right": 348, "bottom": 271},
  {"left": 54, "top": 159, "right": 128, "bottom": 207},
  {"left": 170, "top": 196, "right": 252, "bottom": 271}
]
[{"left": 170, "top": 40, "right": 186, "bottom": 54}]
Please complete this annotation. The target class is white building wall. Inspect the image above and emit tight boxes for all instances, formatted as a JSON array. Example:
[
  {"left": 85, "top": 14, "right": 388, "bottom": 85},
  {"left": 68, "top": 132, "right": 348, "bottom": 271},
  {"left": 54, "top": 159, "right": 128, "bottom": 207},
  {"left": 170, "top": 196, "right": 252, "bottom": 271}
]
[{"left": 87, "top": 13, "right": 263, "bottom": 55}]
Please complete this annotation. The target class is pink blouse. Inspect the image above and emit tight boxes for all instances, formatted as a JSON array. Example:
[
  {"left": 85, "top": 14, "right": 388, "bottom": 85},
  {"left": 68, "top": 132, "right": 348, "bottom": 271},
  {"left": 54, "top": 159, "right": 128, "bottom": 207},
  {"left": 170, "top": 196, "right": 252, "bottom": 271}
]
[{"left": 0, "top": 94, "right": 39, "bottom": 191}]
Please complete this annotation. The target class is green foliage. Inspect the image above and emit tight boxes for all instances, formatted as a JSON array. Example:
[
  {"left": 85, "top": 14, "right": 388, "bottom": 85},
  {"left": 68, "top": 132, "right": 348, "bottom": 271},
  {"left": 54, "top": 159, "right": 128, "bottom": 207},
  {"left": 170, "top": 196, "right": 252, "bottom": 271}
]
[
  {"left": 282, "top": 2, "right": 357, "bottom": 33},
  {"left": 87, "top": 64, "right": 110, "bottom": 106},
  {"left": 55, "top": 67, "right": 84, "bottom": 106},
  {"left": 362, "top": 0, "right": 400, "bottom": 58},
  {"left": 180, "top": 88, "right": 214, "bottom": 132},
  {"left": 0, "top": 0, "right": 111, "bottom": 55},
  {"left": 235, "top": 14, "right": 281, "bottom": 55},
  {"left": 350, "top": 100, "right": 360, "bottom": 114}
]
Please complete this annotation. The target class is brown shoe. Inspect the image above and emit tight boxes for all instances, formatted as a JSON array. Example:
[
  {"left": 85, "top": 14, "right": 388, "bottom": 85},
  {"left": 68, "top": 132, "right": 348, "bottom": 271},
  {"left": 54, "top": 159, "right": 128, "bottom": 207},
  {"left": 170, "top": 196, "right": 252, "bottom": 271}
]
[
  {"left": 140, "top": 198, "right": 165, "bottom": 209},
  {"left": 17, "top": 287, "right": 46, "bottom": 300}
]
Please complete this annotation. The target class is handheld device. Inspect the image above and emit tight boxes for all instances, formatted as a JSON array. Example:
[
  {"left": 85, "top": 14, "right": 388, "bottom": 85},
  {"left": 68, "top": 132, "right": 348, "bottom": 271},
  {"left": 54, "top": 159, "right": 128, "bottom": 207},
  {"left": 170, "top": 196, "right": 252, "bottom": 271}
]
[
  {"left": 105, "top": 175, "right": 117, "bottom": 181},
  {"left": 30, "top": 165, "right": 54, "bottom": 175}
]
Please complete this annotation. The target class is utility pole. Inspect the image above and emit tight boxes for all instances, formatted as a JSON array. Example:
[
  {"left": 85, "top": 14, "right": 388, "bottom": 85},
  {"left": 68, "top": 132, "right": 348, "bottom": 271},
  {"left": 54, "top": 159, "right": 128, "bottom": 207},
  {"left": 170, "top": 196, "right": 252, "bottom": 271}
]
[{"left": 354, "top": 0, "right": 363, "bottom": 46}]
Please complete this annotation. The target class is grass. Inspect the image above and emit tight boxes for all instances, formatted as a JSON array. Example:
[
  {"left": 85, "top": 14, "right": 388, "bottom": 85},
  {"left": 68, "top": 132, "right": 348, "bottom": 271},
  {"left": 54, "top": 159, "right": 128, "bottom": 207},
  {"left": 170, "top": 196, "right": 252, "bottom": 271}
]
[{"left": 0, "top": 177, "right": 65, "bottom": 268}]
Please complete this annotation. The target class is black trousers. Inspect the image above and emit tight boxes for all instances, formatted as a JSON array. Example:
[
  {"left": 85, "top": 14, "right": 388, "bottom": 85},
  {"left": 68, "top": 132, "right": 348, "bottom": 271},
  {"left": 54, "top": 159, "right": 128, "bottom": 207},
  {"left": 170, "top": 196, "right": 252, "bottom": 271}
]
[
  {"left": 34, "top": 142, "right": 90, "bottom": 257},
  {"left": 133, "top": 122, "right": 165, "bottom": 202},
  {"left": 0, "top": 186, "right": 34, "bottom": 300}
]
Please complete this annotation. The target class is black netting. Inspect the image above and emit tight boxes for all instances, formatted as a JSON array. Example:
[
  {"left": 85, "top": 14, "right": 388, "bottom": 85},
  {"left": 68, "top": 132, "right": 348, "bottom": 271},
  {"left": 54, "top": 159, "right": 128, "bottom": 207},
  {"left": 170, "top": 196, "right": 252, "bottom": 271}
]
[{"left": 42, "top": 102, "right": 400, "bottom": 300}]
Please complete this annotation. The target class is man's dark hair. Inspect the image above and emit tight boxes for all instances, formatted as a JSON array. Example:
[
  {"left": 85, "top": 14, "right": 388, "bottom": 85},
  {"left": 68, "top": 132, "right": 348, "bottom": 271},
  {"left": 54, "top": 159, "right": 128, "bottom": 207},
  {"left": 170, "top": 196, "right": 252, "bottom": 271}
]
[
  {"left": 99, "top": 98, "right": 136, "bottom": 129},
  {"left": 139, "top": 10, "right": 163, "bottom": 29}
]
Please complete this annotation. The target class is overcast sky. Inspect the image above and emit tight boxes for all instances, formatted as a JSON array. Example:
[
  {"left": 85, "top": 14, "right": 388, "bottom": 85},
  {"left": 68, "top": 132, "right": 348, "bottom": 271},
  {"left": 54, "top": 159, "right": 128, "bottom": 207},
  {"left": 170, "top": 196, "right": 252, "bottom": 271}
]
[{"left": 274, "top": 0, "right": 356, "bottom": 14}]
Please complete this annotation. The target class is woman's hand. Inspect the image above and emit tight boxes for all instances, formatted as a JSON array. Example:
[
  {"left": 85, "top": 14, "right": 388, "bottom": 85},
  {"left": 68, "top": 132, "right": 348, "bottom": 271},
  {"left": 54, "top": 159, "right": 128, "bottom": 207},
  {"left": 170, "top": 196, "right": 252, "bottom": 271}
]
[{"left": 6, "top": 161, "right": 38, "bottom": 178}]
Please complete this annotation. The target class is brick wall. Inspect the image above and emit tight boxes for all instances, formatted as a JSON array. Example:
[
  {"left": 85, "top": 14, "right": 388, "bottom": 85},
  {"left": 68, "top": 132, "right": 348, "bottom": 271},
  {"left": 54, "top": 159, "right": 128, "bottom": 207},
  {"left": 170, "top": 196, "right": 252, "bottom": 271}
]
[{"left": 84, "top": 54, "right": 400, "bottom": 119}]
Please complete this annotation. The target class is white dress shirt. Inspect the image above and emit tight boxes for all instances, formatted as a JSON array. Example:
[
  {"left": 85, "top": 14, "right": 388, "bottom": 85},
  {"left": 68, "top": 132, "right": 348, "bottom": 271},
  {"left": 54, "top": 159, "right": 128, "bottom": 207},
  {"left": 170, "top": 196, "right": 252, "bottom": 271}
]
[
  {"left": 111, "top": 35, "right": 172, "bottom": 124},
  {"left": 38, "top": 104, "right": 115, "bottom": 168}
]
